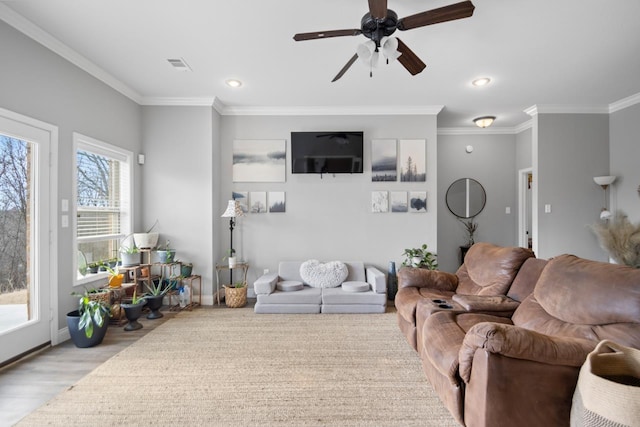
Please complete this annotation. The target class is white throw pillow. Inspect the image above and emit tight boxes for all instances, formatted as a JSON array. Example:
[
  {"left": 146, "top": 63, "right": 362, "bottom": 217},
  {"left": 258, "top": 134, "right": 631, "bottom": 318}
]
[{"left": 300, "top": 260, "right": 348, "bottom": 288}]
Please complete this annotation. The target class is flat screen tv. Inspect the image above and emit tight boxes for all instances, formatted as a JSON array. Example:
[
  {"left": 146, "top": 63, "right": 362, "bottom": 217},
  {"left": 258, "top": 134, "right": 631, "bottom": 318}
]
[{"left": 291, "top": 131, "right": 364, "bottom": 174}]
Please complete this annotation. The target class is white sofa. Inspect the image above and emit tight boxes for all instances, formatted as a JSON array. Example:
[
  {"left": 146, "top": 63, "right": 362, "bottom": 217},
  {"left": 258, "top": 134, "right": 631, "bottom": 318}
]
[{"left": 253, "top": 261, "right": 387, "bottom": 314}]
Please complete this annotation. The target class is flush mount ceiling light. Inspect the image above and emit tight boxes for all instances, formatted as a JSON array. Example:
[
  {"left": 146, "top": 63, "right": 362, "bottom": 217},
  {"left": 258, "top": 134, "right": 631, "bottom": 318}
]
[
  {"left": 225, "top": 79, "right": 242, "bottom": 88},
  {"left": 472, "top": 77, "right": 491, "bottom": 87},
  {"left": 473, "top": 116, "right": 496, "bottom": 128}
]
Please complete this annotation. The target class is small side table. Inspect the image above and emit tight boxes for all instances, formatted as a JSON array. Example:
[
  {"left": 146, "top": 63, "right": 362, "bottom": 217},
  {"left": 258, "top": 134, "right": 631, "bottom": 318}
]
[{"left": 215, "top": 262, "right": 249, "bottom": 305}]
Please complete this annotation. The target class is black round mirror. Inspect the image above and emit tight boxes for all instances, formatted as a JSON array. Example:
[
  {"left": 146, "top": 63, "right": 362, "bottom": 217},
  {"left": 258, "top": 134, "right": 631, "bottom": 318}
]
[{"left": 446, "top": 178, "right": 486, "bottom": 218}]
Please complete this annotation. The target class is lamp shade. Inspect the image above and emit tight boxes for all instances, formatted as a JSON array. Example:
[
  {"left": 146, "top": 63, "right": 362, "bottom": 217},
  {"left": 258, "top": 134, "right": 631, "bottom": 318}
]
[
  {"left": 593, "top": 176, "right": 616, "bottom": 186},
  {"left": 221, "top": 200, "right": 243, "bottom": 218}
]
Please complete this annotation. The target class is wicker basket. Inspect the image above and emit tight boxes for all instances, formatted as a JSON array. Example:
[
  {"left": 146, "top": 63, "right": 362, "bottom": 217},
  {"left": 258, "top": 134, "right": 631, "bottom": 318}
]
[
  {"left": 88, "top": 289, "right": 111, "bottom": 304},
  {"left": 224, "top": 285, "right": 247, "bottom": 308}
]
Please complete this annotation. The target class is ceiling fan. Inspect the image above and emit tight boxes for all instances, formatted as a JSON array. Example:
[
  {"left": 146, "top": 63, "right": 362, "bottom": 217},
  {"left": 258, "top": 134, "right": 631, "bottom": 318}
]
[{"left": 293, "top": 0, "right": 475, "bottom": 81}]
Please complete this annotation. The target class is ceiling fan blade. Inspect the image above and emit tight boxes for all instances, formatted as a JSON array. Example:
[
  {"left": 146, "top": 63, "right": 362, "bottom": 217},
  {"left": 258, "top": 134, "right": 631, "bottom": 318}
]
[
  {"left": 293, "top": 29, "right": 362, "bottom": 41},
  {"left": 395, "top": 38, "right": 426, "bottom": 76},
  {"left": 368, "top": 0, "right": 388, "bottom": 20},
  {"left": 397, "top": 1, "right": 475, "bottom": 31},
  {"left": 332, "top": 53, "right": 359, "bottom": 82}
]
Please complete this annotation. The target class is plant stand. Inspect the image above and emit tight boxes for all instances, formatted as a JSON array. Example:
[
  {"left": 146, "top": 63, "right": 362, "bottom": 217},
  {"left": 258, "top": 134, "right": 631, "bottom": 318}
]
[
  {"left": 168, "top": 275, "right": 202, "bottom": 311},
  {"left": 215, "top": 263, "right": 249, "bottom": 305},
  {"left": 121, "top": 300, "right": 146, "bottom": 331}
]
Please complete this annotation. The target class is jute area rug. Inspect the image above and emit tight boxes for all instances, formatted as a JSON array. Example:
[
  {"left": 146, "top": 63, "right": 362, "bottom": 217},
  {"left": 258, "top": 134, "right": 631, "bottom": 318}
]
[{"left": 17, "top": 308, "right": 458, "bottom": 427}]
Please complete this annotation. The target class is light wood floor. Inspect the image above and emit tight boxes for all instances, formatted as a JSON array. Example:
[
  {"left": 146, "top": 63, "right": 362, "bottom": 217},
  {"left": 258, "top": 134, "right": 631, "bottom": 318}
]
[{"left": 0, "top": 307, "right": 192, "bottom": 427}]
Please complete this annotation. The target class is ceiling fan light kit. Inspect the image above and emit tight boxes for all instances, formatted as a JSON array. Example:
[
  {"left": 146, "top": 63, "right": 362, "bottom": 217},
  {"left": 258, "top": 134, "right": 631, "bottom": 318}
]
[{"left": 293, "top": 0, "right": 476, "bottom": 81}]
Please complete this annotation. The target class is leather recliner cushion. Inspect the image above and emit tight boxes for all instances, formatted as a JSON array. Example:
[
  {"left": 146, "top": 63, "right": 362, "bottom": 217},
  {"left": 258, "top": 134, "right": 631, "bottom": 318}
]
[
  {"left": 456, "top": 243, "right": 535, "bottom": 296},
  {"left": 421, "top": 311, "right": 512, "bottom": 384},
  {"left": 530, "top": 254, "right": 640, "bottom": 325}
]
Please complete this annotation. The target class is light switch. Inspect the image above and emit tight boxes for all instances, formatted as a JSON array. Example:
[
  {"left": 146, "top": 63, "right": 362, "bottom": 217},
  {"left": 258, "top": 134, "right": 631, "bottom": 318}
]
[
  {"left": 61, "top": 199, "right": 69, "bottom": 212},
  {"left": 505, "top": 207, "right": 511, "bottom": 214},
  {"left": 544, "top": 204, "right": 552, "bottom": 213},
  {"left": 61, "top": 215, "right": 69, "bottom": 228}
]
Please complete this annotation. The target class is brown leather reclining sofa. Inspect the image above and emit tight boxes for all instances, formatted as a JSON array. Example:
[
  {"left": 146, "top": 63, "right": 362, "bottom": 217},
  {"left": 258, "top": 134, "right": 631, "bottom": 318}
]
[{"left": 397, "top": 244, "right": 640, "bottom": 427}]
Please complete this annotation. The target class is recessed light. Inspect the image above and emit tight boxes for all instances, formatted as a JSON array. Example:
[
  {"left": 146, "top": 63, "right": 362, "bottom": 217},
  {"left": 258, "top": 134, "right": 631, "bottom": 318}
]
[
  {"left": 226, "top": 79, "right": 242, "bottom": 88},
  {"left": 472, "top": 77, "right": 491, "bottom": 87}
]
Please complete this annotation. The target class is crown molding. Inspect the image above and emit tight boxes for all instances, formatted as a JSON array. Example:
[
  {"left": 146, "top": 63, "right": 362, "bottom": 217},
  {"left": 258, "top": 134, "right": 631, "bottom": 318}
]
[
  {"left": 140, "top": 97, "right": 217, "bottom": 107},
  {"left": 609, "top": 92, "right": 640, "bottom": 113},
  {"left": 217, "top": 105, "right": 444, "bottom": 116},
  {"left": 0, "top": 3, "right": 142, "bottom": 104},
  {"left": 524, "top": 104, "right": 609, "bottom": 116}
]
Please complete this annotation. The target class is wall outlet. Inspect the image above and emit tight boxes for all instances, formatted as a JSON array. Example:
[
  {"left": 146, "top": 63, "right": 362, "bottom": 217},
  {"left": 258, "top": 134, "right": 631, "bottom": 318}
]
[
  {"left": 263, "top": 269, "right": 269, "bottom": 275},
  {"left": 545, "top": 204, "right": 552, "bottom": 213},
  {"left": 505, "top": 206, "right": 511, "bottom": 214}
]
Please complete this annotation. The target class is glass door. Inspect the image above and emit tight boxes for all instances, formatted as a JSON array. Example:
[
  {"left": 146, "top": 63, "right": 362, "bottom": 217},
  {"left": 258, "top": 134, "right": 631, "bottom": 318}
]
[{"left": 0, "top": 110, "right": 55, "bottom": 365}]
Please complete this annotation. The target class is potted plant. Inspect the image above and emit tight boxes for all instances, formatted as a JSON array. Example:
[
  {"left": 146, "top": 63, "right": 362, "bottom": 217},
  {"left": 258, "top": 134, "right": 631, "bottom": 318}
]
[
  {"left": 223, "top": 249, "right": 237, "bottom": 268},
  {"left": 459, "top": 218, "right": 478, "bottom": 248},
  {"left": 120, "top": 289, "right": 147, "bottom": 331},
  {"left": 223, "top": 281, "right": 247, "bottom": 308},
  {"left": 66, "top": 289, "right": 111, "bottom": 348},
  {"left": 180, "top": 262, "right": 193, "bottom": 277},
  {"left": 133, "top": 219, "right": 160, "bottom": 250},
  {"left": 104, "top": 264, "right": 124, "bottom": 288},
  {"left": 120, "top": 236, "right": 141, "bottom": 267},
  {"left": 87, "top": 262, "right": 100, "bottom": 274},
  {"left": 402, "top": 244, "right": 438, "bottom": 270},
  {"left": 154, "top": 240, "right": 176, "bottom": 264},
  {"left": 144, "top": 275, "right": 173, "bottom": 319}
]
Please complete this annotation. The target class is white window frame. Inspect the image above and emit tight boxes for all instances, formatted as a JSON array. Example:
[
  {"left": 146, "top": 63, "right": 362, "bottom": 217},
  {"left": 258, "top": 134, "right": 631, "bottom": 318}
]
[{"left": 72, "top": 132, "right": 133, "bottom": 286}]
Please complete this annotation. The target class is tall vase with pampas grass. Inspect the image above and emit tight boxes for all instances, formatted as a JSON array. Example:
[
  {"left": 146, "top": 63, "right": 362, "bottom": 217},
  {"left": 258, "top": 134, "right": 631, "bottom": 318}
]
[{"left": 590, "top": 211, "right": 640, "bottom": 268}]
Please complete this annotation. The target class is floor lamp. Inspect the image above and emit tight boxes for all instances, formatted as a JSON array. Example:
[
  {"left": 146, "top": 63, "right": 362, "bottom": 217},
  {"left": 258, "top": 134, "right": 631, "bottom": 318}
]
[{"left": 221, "top": 200, "right": 243, "bottom": 284}]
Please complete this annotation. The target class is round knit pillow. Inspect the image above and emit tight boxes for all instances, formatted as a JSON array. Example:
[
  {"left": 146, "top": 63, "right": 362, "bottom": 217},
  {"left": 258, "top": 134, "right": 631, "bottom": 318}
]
[{"left": 299, "top": 260, "right": 348, "bottom": 288}]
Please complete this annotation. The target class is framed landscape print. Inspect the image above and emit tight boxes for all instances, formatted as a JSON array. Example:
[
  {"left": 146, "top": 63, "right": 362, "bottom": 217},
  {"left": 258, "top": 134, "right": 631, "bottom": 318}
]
[
  {"left": 390, "top": 191, "right": 408, "bottom": 212},
  {"left": 233, "top": 140, "right": 286, "bottom": 182},
  {"left": 249, "top": 191, "right": 267, "bottom": 213},
  {"left": 268, "top": 191, "right": 286, "bottom": 213},
  {"left": 371, "top": 139, "right": 397, "bottom": 182},
  {"left": 408, "top": 191, "right": 427, "bottom": 213},
  {"left": 399, "top": 139, "right": 426, "bottom": 182},
  {"left": 232, "top": 191, "right": 249, "bottom": 213}
]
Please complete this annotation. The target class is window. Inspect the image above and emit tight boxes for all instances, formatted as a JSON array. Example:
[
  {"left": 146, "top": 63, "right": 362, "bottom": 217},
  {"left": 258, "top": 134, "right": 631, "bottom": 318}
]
[{"left": 73, "top": 133, "right": 133, "bottom": 284}]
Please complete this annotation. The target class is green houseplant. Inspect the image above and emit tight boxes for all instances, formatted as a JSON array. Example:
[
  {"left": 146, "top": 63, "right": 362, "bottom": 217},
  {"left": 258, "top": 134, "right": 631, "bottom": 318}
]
[
  {"left": 144, "top": 275, "right": 173, "bottom": 319},
  {"left": 223, "top": 280, "right": 247, "bottom": 308},
  {"left": 67, "top": 289, "right": 111, "bottom": 348},
  {"left": 402, "top": 244, "right": 438, "bottom": 270},
  {"left": 120, "top": 290, "right": 147, "bottom": 331}
]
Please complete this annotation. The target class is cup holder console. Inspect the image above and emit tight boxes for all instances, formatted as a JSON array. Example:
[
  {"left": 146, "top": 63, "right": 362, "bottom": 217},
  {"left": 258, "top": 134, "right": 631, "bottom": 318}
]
[{"left": 432, "top": 299, "right": 453, "bottom": 309}]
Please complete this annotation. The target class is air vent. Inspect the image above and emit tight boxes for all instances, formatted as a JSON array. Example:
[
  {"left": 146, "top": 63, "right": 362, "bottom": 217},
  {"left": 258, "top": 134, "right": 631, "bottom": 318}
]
[{"left": 167, "top": 58, "right": 192, "bottom": 71}]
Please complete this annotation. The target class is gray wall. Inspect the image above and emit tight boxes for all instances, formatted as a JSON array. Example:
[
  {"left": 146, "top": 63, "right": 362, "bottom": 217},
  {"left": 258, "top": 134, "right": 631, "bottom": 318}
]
[
  {"left": 515, "top": 127, "right": 532, "bottom": 171},
  {"left": 610, "top": 103, "right": 640, "bottom": 220},
  {"left": 141, "top": 106, "right": 214, "bottom": 303},
  {"left": 0, "top": 21, "right": 142, "bottom": 328},
  {"left": 219, "top": 114, "right": 438, "bottom": 286},
  {"left": 535, "top": 113, "right": 610, "bottom": 261},
  {"left": 438, "top": 134, "right": 518, "bottom": 272}
]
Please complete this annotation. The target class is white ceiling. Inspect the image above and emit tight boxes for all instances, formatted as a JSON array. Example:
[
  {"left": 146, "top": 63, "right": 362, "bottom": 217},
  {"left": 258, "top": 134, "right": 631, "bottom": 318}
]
[{"left": 2, "top": 0, "right": 640, "bottom": 129}]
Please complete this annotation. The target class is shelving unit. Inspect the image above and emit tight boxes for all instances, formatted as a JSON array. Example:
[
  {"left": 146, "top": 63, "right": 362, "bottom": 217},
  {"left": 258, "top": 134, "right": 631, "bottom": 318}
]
[{"left": 167, "top": 275, "right": 202, "bottom": 311}]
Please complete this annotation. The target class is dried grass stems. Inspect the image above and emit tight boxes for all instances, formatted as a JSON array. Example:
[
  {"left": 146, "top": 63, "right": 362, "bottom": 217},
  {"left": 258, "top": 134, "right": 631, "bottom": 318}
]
[{"left": 590, "top": 211, "right": 640, "bottom": 268}]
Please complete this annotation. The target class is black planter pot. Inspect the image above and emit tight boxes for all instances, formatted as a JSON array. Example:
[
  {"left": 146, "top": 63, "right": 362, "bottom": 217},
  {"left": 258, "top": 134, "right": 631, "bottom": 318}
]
[
  {"left": 66, "top": 310, "right": 109, "bottom": 348},
  {"left": 145, "top": 295, "right": 164, "bottom": 319},
  {"left": 120, "top": 300, "right": 146, "bottom": 331}
]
